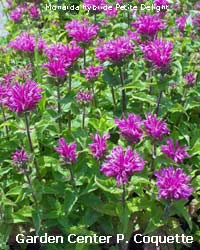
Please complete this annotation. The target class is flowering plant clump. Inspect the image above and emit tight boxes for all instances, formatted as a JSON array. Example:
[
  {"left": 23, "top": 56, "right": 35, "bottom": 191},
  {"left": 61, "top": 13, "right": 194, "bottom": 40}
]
[{"left": 0, "top": 1, "right": 199, "bottom": 249}]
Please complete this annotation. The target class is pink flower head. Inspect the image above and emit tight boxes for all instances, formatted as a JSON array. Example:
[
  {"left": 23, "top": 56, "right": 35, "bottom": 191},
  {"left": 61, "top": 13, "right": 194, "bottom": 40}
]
[
  {"left": 7, "top": 0, "right": 13, "bottom": 8},
  {"left": 10, "top": 7, "right": 23, "bottom": 22},
  {"left": 104, "top": 6, "right": 118, "bottom": 17},
  {"left": 194, "top": 2, "right": 200, "bottom": 10},
  {"left": 89, "top": 132, "right": 110, "bottom": 160},
  {"left": 43, "top": 60, "right": 67, "bottom": 78},
  {"left": 141, "top": 39, "right": 173, "bottom": 70},
  {"left": 184, "top": 72, "right": 196, "bottom": 86},
  {"left": 115, "top": 113, "right": 143, "bottom": 143},
  {"left": 95, "top": 36, "right": 134, "bottom": 63},
  {"left": 76, "top": 90, "right": 93, "bottom": 105},
  {"left": 6, "top": 80, "right": 42, "bottom": 114},
  {"left": 12, "top": 64, "right": 32, "bottom": 80},
  {"left": 161, "top": 138, "right": 190, "bottom": 163},
  {"left": 0, "top": 82, "right": 9, "bottom": 106},
  {"left": 55, "top": 138, "right": 77, "bottom": 163},
  {"left": 176, "top": 16, "right": 187, "bottom": 32},
  {"left": 127, "top": 30, "right": 141, "bottom": 44},
  {"left": 193, "top": 13, "right": 200, "bottom": 29},
  {"left": 9, "top": 32, "right": 45, "bottom": 53},
  {"left": 44, "top": 42, "right": 83, "bottom": 66},
  {"left": 28, "top": 4, "right": 40, "bottom": 19},
  {"left": 12, "top": 148, "right": 29, "bottom": 166},
  {"left": 155, "top": 166, "right": 193, "bottom": 200},
  {"left": 101, "top": 146, "right": 146, "bottom": 185},
  {"left": 131, "top": 14, "right": 165, "bottom": 38},
  {"left": 65, "top": 19, "right": 99, "bottom": 43},
  {"left": 83, "top": 0, "right": 106, "bottom": 13},
  {"left": 143, "top": 113, "right": 170, "bottom": 140},
  {"left": 154, "top": 0, "right": 169, "bottom": 6},
  {"left": 81, "top": 65, "right": 103, "bottom": 81}
]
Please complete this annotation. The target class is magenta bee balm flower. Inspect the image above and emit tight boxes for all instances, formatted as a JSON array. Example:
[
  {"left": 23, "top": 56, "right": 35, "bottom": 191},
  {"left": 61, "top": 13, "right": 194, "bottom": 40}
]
[
  {"left": 9, "top": 32, "right": 45, "bottom": 53},
  {"left": 10, "top": 7, "right": 23, "bottom": 22},
  {"left": 184, "top": 72, "right": 196, "bottom": 86},
  {"left": 101, "top": 146, "right": 146, "bottom": 185},
  {"left": 141, "top": 39, "right": 173, "bottom": 70},
  {"left": 143, "top": 113, "right": 170, "bottom": 140},
  {"left": 95, "top": 36, "right": 134, "bottom": 63},
  {"left": 55, "top": 138, "right": 77, "bottom": 163},
  {"left": 76, "top": 90, "right": 93, "bottom": 105},
  {"left": 43, "top": 60, "right": 67, "bottom": 78},
  {"left": 115, "top": 113, "right": 143, "bottom": 143},
  {"left": 155, "top": 166, "right": 193, "bottom": 200},
  {"left": 65, "top": 19, "right": 99, "bottom": 43},
  {"left": 6, "top": 80, "right": 42, "bottom": 114},
  {"left": 0, "top": 82, "right": 8, "bottom": 106},
  {"left": 131, "top": 14, "right": 165, "bottom": 38},
  {"left": 161, "top": 138, "right": 190, "bottom": 163},
  {"left": 154, "top": 0, "right": 169, "bottom": 7},
  {"left": 12, "top": 148, "right": 29, "bottom": 166},
  {"left": 89, "top": 132, "right": 110, "bottom": 160},
  {"left": 28, "top": 4, "right": 40, "bottom": 19},
  {"left": 44, "top": 42, "right": 83, "bottom": 66},
  {"left": 176, "top": 16, "right": 187, "bottom": 32},
  {"left": 81, "top": 65, "right": 103, "bottom": 81}
]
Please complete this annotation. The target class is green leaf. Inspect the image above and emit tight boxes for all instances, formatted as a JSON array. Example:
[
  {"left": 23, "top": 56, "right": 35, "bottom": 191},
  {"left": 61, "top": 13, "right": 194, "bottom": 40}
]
[
  {"left": 63, "top": 189, "right": 78, "bottom": 215},
  {"left": 173, "top": 200, "right": 192, "bottom": 230},
  {"left": 32, "top": 209, "right": 42, "bottom": 234},
  {"left": 95, "top": 176, "right": 121, "bottom": 194},
  {"left": 6, "top": 186, "right": 21, "bottom": 196}
]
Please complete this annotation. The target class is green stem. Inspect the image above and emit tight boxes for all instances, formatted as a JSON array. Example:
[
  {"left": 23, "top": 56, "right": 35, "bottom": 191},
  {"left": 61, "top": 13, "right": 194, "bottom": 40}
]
[
  {"left": 150, "top": 142, "right": 157, "bottom": 174},
  {"left": 83, "top": 47, "right": 86, "bottom": 67},
  {"left": 24, "top": 113, "right": 39, "bottom": 176},
  {"left": 57, "top": 83, "right": 62, "bottom": 134},
  {"left": 119, "top": 66, "right": 126, "bottom": 113},
  {"left": 163, "top": 201, "right": 172, "bottom": 220},
  {"left": 110, "top": 85, "right": 116, "bottom": 110},
  {"left": 68, "top": 72, "right": 72, "bottom": 130},
  {"left": 29, "top": 54, "right": 35, "bottom": 78},
  {"left": 25, "top": 172, "right": 38, "bottom": 207},
  {"left": 1, "top": 105, "right": 9, "bottom": 138},
  {"left": 91, "top": 82, "right": 97, "bottom": 107},
  {"left": 82, "top": 106, "right": 86, "bottom": 129},
  {"left": 68, "top": 164, "right": 76, "bottom": 189},
  {"left": 94, "top": 13, "right": 97, "bottom": 23},
  {"left": 155, "top": 90, "right": 163, "bottom": 115}
]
